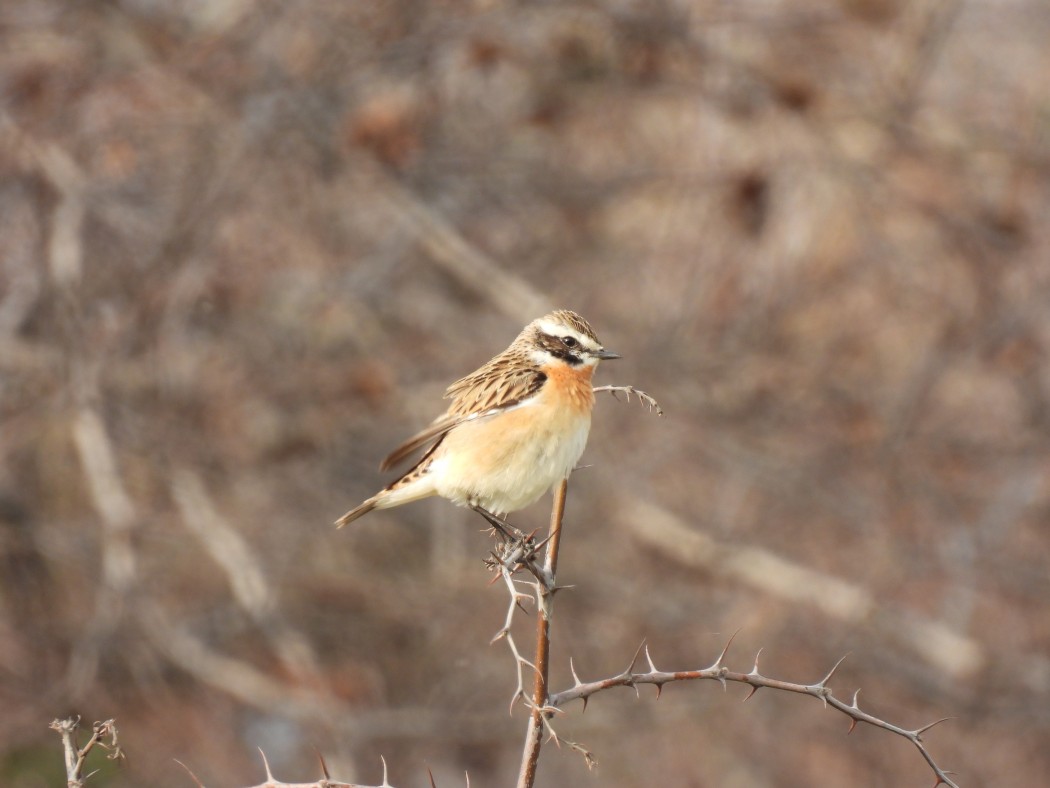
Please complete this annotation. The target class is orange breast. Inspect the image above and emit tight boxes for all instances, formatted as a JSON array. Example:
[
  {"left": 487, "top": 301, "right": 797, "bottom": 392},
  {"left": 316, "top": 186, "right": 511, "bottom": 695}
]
[{"left": 541, "top": 362, "right": 595, "bottom": 415}]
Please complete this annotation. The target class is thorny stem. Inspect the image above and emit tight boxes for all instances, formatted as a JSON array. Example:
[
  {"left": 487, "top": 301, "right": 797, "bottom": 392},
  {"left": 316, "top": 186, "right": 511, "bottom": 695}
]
[
  {"left": 550, "top": 641, "right": 960, "bottom": 788},
  {"left": 516, "top": 478, "right": 567, "bottom": 788}
]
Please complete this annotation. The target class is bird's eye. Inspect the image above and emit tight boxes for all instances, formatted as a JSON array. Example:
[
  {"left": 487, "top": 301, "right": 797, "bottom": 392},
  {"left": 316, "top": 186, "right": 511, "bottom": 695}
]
[{"left": 561, "top": 336, "right": 578, "bottom": 348}]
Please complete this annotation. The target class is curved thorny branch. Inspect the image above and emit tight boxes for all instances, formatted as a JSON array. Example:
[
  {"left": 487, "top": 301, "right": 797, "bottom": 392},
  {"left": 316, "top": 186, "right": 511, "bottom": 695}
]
[{"left": 546, "top": 636, "right": 959, "bottom": 787}]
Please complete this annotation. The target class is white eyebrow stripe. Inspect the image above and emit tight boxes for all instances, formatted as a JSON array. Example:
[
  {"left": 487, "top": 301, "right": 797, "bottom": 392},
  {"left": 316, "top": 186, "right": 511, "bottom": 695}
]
[
  {"left": 535, "top": 321, "right": 598, "bottom": 351},
  {"left": 536, "top": 319, "right": 564, "bottom": 336}
]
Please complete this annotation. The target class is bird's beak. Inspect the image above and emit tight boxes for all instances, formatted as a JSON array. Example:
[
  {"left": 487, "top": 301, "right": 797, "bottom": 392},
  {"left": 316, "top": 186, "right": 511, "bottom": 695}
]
[{"left": 592, "top": 348, "right": 622, "bottom": 360}]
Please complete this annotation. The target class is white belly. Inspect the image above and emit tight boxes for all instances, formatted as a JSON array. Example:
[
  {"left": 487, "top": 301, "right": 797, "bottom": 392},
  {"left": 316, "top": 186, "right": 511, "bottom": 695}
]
[{"left": 430, "top": 408, "right": 592, "bottom": 515}]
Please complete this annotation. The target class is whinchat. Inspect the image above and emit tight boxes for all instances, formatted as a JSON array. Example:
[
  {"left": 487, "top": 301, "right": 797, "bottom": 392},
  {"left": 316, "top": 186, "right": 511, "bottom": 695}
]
[{"left": 335, "top": 309, "right": 620, "bottom": 528}]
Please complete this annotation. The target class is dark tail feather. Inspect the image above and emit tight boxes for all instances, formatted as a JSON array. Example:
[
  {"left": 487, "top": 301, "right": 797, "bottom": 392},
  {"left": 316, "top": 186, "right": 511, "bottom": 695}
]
[{"left": 335, "top": 498, "right": 377, "bottom": 528}]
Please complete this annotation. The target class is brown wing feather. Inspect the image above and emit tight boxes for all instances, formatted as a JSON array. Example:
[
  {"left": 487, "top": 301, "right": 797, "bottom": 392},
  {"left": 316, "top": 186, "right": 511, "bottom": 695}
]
[
  {"left": 445, "top": 350, "right": 545, "bottom": 418},
  {"left": 379, "top": 347, "right": 546, "bottom": 471},
  {"left": 379, "top": 416, "right": 457, "bottom": 472}
]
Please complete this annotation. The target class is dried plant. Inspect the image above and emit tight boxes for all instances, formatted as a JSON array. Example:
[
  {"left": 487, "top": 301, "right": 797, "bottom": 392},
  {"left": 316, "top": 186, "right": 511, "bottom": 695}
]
[{"left": 49, "top": 717, "right": 124, "bottom": 788}]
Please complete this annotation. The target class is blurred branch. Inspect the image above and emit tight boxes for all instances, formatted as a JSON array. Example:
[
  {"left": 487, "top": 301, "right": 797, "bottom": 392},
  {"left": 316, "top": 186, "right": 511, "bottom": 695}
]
[
  {"left": 887, "top": 0, "right": 964, "bottom": 122},
  {"left": 355, "top": 157, "right": 552, "bottom": 323},
  {"left": 67, "top": 407, "right": 139, "bottom": 693},
  {"left": 549, "top": 639, "right": 959, "bottom": 788},
  {"left": 49, "top": 717, "right": 124, "bottom": 787},
  {"left": 138, "top": 601, "right": 492, "bottom": 742},
  {"left": 0, "top": 110, "right": 85, "bottom": 285},
  {"left": 172, "top": 470, "right": 324, "bottom": 686},
  {"left": 137, "top": 601, "right": 346, "bottom": 723},
  {"left": 623, "top": 498, "right": 985, "bottom": 679}
]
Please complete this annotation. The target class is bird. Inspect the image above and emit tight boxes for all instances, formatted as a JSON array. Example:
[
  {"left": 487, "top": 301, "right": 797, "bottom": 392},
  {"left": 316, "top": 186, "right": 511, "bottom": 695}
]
[{"left": 335, "top": 309, "right": 620, "bottom": 529}]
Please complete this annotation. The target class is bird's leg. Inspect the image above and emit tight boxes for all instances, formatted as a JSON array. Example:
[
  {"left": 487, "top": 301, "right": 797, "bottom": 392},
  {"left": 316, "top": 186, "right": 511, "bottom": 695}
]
[
  {"left": 473, "top": 505, "right": 549, "bottom": 581},
  {"left": 471, "top": 504, "right": 525, "bottom": 542}
]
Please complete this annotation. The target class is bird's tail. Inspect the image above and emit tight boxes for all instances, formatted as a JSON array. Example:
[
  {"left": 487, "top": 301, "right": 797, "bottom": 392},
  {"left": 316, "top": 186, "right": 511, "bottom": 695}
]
[
  {"left": 335, "top": 497, "right": 378, "bottom": 528},
  {"left": 334, "top": 476, "right": 438, "bottom": 528}
]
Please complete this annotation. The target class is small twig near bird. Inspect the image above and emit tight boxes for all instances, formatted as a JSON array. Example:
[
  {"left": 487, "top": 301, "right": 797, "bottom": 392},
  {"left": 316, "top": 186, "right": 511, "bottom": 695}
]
[{"left": 593, "top": 384, "right": 664, "bottom": 416}]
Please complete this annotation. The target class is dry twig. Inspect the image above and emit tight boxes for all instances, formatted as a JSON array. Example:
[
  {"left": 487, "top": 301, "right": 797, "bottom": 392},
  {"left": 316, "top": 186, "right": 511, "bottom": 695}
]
[
  {"left": 49, "top": 716, "right": 124, "bottom": 787},
  {"left": 547, "top": 637, "right": 959, "bottom": 787},
  {"left": 514, "top": 479, "right": 569, "bottom": 788},
  {"left": 593, "top": 385, "right": 664, "bottom": 416}
]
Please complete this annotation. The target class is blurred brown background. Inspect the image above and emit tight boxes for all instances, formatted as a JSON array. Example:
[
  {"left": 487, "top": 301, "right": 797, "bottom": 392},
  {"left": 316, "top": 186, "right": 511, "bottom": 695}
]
[{"left": 2, "top": 1, "right": 1049, "bottom": 786}]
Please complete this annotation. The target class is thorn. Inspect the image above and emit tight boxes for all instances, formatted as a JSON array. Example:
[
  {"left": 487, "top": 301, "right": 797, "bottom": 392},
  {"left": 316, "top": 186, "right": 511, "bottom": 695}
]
[
  {"left": 707, "top": 629, "right": 740, "bottom": 672},
  {"left": 427, "top": 765, "right": 437, "bottom": 788},
  {"left": 315, "top": 747, "right": 331, "bottom": 780},
  {"left": 645, "top": 644, "right": 658, "bottom": 673},
  {"left": 173, "top": 759, "right": 206, "bottom": 788},
  {"left": 623, "top": 639, "right": 647, "bottom": 678},
  {"left": 570, "top": 657, "right": 583, "bottom": 686},
  {"left": 381, "top": 754, "right": 391, "bottom": 787},
  {"left": 913, "top": 717, "right": 955, "bottom": 738},
  {"left": 654, "top": 682, "right": 663, "bottom": 700},
  {"left": 847, "top": 717, "right": 858, "bottom": 735},
  {"left": 850, "top": 689, "right": 861, "bottom": 709},
  {"left": 258, "top": 748, "right": 275, "bottom": 781},
  {"left": 748, "top": 647, "right": 764, "bottom": 678},
  {"left": 743, "top": 684, "right": 760, "bottom": 702},
  {"left": 528, "top": 532, "right": 554, "bottom": 557},
  {"left": 581, "top": 695, "right": 589, "bottom": 713},
  {"left": 817, "top": 653, "right": 850, "bottom": 688}
]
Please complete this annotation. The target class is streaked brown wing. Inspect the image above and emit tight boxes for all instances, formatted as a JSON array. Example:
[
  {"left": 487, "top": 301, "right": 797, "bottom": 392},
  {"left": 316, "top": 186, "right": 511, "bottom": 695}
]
[
  {"left": 379, "top": 416, "right": 456, "bottom": 472},
  {"left": 445, "top": 358, "right": 545, "bottom": 419},
  {"left": 379, "top": 357, "right": 546, "bottom": 471}
]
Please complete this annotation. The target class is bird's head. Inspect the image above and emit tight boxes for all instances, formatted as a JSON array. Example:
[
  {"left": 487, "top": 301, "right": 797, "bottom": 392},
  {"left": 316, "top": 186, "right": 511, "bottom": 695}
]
[{"left": 525, "top": 309, "right": 621, "bottom": 368}]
